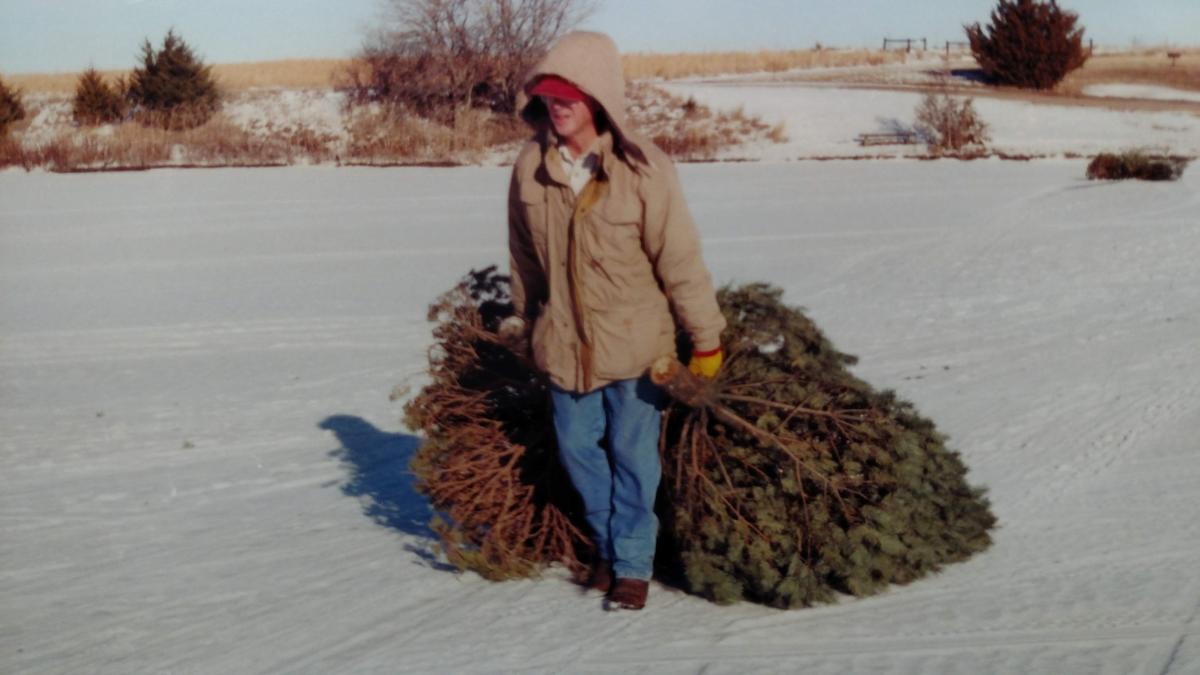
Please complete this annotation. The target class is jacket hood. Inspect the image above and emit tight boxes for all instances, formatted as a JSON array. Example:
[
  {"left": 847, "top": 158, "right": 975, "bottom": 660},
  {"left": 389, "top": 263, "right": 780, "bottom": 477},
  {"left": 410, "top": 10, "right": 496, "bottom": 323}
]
[{"left": 518, "top": 31, "right": 647, "bottom": 164}]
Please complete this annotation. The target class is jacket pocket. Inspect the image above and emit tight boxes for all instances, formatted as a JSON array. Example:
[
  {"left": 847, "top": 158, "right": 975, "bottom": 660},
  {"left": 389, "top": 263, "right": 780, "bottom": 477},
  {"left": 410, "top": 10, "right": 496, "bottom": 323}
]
[
  {"left": 582, "top": 197, "right": 656, "bottom": 310},
  {"left": 519, "top": 182, "right": 549, "bottom": 255},
  {"left": 591, "top": 197, "right": 643, "bottom": 255},
  {"left": 595, "top": 194, "right": 642, "bottom": 224},
  {"left": 590, "top": 300, "right": 675, "bottom": 380}
]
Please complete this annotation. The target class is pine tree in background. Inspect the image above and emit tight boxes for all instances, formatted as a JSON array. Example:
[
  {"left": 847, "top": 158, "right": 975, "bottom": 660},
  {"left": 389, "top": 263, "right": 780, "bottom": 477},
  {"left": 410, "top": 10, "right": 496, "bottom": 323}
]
[
  {"left": 73, "top": 68, "right": 128, "bottom": 126},
  {"left": 965, "top": 0, "right": 1089, "bottom": 90},
  {"left": 0, "top": 75, "right": 26, "bottom": 136},
  {"left": 127, "top": 30, "right": 220, "bottom": 130}
]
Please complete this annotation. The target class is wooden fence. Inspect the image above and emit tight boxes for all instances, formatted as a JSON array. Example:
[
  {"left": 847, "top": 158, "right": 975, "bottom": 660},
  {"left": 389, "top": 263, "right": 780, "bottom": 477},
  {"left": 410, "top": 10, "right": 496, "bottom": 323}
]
[{"left": 883, "top": 38, "right": 927, "bottom": 52}]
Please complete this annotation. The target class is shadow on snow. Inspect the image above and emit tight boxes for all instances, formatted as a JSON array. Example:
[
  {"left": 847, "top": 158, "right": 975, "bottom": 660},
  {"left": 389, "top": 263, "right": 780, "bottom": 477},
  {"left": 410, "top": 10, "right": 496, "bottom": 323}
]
[{"left": 320, "top": 414, "right": 453, "bottom": 571}]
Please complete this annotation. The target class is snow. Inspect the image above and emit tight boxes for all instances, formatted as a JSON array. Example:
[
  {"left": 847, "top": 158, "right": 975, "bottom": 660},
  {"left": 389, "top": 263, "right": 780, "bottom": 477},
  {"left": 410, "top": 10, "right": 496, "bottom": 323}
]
[
  {"left": 1082, "top": 83, "right": 1200, "bottom": 104},
  {"left": 223, "top": 88, "right": 351, "bottom": 144},
  {"left": 657, "top": 54, "right": 977, "bottom": 88},
  {"left": 3, "top": 158, "right": 1199, "bottom": 673},
  {"left": 15, "top": 71, "right": 1200, "bottom": 166},
  {"left": 17, "top": 96, "right": 73, "bottom": 149},
  {"left": 661, "top": 81, "right": 1200, "bottom": 159}
]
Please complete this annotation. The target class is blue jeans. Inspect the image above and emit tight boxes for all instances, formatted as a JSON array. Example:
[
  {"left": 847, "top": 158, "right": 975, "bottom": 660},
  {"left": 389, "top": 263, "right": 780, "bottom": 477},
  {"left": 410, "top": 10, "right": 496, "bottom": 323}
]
[{"left": 550, "top": 377, "right": 665, "bottom": 581}]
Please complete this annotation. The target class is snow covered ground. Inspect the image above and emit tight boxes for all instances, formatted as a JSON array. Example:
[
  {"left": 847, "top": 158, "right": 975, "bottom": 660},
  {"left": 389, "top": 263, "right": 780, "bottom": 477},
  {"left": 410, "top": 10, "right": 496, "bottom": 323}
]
[
  {"left": 2, "top": 159, "right": 1198, "bottom": 673},
  {"left": 1082, "top": 83, "right": 1200, "bottom": 104},
  {"left": 661, "top": 81, "right": 1200, "bottom": 160},
  {"left": 14, "top": 70, "right": 1200, "bottom": 168}
]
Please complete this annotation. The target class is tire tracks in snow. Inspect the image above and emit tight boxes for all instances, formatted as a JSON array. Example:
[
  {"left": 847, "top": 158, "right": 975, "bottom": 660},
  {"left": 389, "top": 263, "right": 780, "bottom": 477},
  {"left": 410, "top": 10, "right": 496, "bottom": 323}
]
[{"left": 1159, "top": 597, "right": 1200, "bottom": 675}]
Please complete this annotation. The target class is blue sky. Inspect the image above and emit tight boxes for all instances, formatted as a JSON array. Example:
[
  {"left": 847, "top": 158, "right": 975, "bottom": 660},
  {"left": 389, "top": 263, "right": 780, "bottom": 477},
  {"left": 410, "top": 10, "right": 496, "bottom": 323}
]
[{"left": 2, "top": 0, "right": 1197, "bottom": 74}]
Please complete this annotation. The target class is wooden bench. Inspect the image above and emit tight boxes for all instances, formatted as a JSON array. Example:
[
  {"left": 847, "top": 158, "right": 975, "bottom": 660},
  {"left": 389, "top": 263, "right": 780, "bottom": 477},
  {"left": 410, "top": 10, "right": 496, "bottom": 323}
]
[{"left": 856, "top": 131, "right": 919, "bottom": 146}]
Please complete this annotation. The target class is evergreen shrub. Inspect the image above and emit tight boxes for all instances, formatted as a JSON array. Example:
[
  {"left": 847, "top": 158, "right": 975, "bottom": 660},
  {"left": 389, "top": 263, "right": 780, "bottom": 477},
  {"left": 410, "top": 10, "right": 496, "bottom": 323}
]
[
  {"left": 73, "top": 68, "right": 127, "bottom": 126},
  {"left": 127, "top": 30, "right": 219, "bottom": 130},
  {"left": 965, "top": 0, "right": 1089, "bottom": 89},
  {"left": 0, "top": 75, "right": 25, "bottom": 136},
  {"left": 1086, "top": 151, "right": 1189, "bottom": 181},
  {"left": 404, "top": 268, "right": 996, "bottom": 608}
]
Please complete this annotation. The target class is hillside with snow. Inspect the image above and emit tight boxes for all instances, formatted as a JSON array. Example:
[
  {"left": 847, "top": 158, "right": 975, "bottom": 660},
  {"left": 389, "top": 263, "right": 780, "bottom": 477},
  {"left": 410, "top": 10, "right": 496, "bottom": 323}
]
[
  {"left": 663, "top": 80, "right": 1200, "bottom": 160},
  {"left": 10, "top": 64, "right": 1200, "bottom": 168}
]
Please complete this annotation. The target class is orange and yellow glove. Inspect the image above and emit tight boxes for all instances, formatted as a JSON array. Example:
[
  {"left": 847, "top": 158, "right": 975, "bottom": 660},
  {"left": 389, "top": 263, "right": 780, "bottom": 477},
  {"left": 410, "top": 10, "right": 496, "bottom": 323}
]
[{"left": 688, "top": 346, "right": 723, "bottom": 379}]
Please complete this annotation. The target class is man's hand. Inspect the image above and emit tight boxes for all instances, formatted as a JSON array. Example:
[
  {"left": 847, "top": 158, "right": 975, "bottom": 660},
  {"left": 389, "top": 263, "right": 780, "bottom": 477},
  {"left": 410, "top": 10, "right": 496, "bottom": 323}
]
[
  {"left": 498, "top": 316, "right": 526, "bottom": 339},
  {"left": 687, "top": 347, "right": 723, "bottom": 379},
  {"left": 496, "top": 316, "right": 529, "bottom": 353}
]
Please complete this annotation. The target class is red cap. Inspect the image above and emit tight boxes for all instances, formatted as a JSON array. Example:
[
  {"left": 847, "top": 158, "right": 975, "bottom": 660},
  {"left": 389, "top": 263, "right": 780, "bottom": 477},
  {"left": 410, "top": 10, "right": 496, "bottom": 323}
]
[{"left": 529, "top": 75, "right": 588, "bottom": 103}]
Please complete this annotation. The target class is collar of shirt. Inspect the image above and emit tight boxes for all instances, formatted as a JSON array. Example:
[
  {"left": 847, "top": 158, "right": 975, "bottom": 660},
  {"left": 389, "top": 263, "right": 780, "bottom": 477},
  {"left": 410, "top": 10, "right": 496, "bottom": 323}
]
[{"left": 558, "top": 140, "right": 601, "bottom": 196}]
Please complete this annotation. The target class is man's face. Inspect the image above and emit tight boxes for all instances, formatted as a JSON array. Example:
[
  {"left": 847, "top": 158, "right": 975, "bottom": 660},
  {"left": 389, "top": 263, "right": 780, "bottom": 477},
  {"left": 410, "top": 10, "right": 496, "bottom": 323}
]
[{"left": 541, "top": 94, "right": 596, "bottom": 142}]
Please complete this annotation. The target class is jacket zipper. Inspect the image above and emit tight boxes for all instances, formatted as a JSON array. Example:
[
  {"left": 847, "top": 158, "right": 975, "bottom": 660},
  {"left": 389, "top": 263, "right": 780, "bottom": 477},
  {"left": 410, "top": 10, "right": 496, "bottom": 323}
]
[{"left": 567, "top": 178, "right": 606, "bottom": 391}]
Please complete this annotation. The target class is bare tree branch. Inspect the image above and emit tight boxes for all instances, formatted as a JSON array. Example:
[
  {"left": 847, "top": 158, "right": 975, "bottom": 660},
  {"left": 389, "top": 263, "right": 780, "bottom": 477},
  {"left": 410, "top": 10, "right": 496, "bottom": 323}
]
[{"left": 342, "top": 0, "right": 596, "bottom": 118}]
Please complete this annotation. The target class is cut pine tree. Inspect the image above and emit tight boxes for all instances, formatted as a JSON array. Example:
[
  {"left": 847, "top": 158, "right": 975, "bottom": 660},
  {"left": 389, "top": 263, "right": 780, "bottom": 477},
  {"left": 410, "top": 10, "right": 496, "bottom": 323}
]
[{"left": 403, "top": 267, "right": 996, "bottom": 608}]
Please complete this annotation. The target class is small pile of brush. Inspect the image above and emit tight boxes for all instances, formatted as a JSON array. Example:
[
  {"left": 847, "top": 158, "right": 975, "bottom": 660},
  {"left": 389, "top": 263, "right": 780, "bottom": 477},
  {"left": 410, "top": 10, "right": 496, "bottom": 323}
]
[
  {"left": 404, "top": 267, "right": 995, "bottom": 607},
  {"left": 1086, "top": 151, "right": 1189, "bottom": 181}
]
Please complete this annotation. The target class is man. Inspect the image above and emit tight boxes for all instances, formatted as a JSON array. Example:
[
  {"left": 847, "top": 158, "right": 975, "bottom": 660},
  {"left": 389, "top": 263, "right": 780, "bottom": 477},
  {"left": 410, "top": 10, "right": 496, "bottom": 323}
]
[{"left": 505, "top": 31, "right": 725, "bottom": 610}]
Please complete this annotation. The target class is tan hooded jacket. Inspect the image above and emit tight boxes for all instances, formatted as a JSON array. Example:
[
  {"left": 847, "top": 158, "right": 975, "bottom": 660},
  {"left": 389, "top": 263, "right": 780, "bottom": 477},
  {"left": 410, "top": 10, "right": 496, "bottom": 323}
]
[{"left": 508, "top": 31, "right": 726, "bottom": 393}]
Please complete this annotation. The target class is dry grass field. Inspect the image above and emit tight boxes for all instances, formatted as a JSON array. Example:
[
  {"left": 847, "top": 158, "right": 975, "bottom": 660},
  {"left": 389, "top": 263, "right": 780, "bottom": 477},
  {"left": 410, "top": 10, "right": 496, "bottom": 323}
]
[
  {"left": 0, "top": 111, "right": 337, "bottom": 171},
  {"left": 1059, "top": 48, "right": 1200, "bottom": 94},
  {"left": 4, "top": 70, "right": 124, "bottom": 95},
  {"left": 4, "top": 59, "right": 349, "bottom": 94},
  {"left": 213, "top": 58, "right": 350, "bottom": 90},
  {"left": 5, "top": 50, "right": 903, "bottom": 93},
  {"left": 621, "top": 48, "right": 908, "bottom": 79},
  {"left": 6, "top": 48, "right": 1196, "bottom": 94}
]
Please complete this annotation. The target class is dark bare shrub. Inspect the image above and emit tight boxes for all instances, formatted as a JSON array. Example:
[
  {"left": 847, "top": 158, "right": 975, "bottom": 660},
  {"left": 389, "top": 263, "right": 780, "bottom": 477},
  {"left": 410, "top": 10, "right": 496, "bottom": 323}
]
[
  {"left": 0, "top": 134, "right": 31, "bottom": 169},
  {"left": 0, "top": 75, "right": 25, "bottom": 136},
  {"left": 1086, "top": 151, "right": 1189, "bottom": 181},
  {"left": 341, "top": 0, "right": 593, "bottom": 120},
  {"left": 73, "top": 68, "right": 128, "bottom": 125},
  {"left": 966, "top": 0, "right": 1089, "bottom": 90},
  {"left": 128, "top": 30, "right": 220, "bottom": 130},
  {"left": 343, "top": 104, "right": 526, "bottom": 164},
  {"left": 625, "top": 82, "right": 785, "bottom": 161},
  {"left": 914, "top": 91, "right": 989, "bottom": 154}
]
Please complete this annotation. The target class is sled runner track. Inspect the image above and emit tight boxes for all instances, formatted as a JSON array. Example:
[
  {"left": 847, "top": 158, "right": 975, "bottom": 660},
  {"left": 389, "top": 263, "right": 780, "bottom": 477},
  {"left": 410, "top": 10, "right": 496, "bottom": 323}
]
[
  {"left": 596, "top": 623, "right": 1195, "bottom": 660},
  {"left": 995, "top": 340, "right": 1200, "bottom": 521},
  {"left": 1158, "top": 599, "right": 1200, "bottom": 675}
]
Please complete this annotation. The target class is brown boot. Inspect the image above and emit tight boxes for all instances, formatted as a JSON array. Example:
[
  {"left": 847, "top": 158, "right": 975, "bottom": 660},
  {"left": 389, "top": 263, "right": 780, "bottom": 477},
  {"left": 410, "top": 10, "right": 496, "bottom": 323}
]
[
  {"left": 607, "top": 578, "right": 649, "bottom": 610},
  {"left": 584, "top": 560, "right": 613, "bottom": 593}
]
